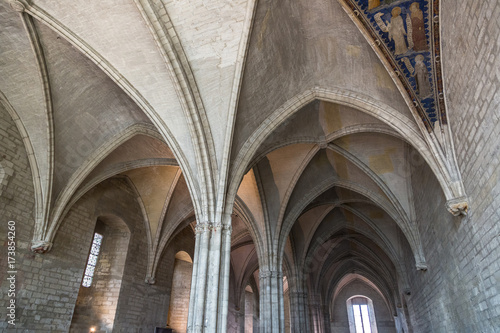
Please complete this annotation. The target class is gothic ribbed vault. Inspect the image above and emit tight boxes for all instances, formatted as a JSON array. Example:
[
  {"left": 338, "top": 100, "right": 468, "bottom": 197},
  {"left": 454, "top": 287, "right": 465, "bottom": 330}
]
[{"left": 1, "top": 0, "right": 498, "bottom": 332}]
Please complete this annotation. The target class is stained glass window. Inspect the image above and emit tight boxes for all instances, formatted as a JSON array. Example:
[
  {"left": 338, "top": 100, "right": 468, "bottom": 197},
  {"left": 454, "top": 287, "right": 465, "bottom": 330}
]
[{"left": 82, "top": 233, "right": 103, "bottom": 287}]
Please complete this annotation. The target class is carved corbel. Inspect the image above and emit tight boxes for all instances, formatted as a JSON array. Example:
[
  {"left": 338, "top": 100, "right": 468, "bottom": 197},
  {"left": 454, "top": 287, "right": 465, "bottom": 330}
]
[
  {"left": 145, "top": 276, "right": 156, "bottom": 285},
  {"left": 415, "top": 262, "right": 428, "bottom": 271},
  {"left": 446, "top": 197, "right": 469, "bottom": 216},
  {"left": 31, "top": 240, "right": 53, "bottom": 253}
]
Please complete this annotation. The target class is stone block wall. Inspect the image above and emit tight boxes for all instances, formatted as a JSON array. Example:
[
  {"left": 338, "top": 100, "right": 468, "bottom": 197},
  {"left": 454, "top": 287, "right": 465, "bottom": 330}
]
[
  {"left": 0, "top": 103, "right": 196, "bottom": 332},
  {"left": 0, "top": 101, "right": 95, "bottom": 332},
  {"left": 400, "top": 0, "right": 500, "bottom": 332}
]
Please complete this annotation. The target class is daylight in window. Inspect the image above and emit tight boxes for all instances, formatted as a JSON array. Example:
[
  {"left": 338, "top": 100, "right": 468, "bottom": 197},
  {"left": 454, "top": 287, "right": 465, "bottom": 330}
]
[
  {"left": 82, "top": 233, "right": 103, "bottom": 287},
  {"left": 353, "top": 303, "right": 372, "bottom": 333}
]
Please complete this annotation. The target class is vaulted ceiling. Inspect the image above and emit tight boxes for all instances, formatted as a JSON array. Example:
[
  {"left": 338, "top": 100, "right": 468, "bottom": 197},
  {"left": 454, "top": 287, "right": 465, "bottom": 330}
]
[{"left": 0, "top": 0, "right": 467, "bottom": 320}]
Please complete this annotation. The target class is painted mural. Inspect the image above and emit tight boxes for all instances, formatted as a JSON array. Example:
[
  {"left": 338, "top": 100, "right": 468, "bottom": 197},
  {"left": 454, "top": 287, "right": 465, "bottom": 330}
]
[{"left": 342, "top": 0, "right": 445, "bottom": 131}]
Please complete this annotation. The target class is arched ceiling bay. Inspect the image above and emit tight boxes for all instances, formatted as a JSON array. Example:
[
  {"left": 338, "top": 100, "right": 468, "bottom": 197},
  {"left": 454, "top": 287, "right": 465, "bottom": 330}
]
[
  {"left": 33, "top": 0, "right": 197, "bottom": 169},
  {"left": 0, "top": 1, "right": 51, "bottom": 212},
  {"left": 233, "top": 100, "right": 421, "bottom": 257},
  {"left": 1, "top": 0, "right": 468, "bottom": 313},
  {"left": 232, "top": 0, "right": 413, "bottom": 159},
  {"left": 34, "top": 20, "right": 153, "bottom": 203},
  {"left": 123, "top": 165, "right": 181, "bottom": 240},
  {"left": 232, "top": 96, "right": 427, "bottom": 310}
]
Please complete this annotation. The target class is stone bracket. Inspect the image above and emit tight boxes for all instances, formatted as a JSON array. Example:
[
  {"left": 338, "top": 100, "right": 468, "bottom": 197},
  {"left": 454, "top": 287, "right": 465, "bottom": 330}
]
[
  {"left": 145, "top": 276, "right": 156, "bottom": 285},
  {"left": 446, "top": 196, "right": 469, "bottom": 216},
  {"left": 31, "top": 240, "right": 53, "bottom": 253},
  {"left": 415, "top": 262, "right": 428, "bottom": 271}
]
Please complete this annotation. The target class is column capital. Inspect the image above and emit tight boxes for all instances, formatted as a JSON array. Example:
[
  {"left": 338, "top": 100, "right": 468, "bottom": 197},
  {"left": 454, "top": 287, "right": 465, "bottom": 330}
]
[
  {"left": 210, "top": 222, "right": 223, "bottom": 232},
  {"left": 195, "top": 221, "right": 230, "bottom": 234},
  {"left": 259, "top": 269, "right": 283, "bottom": 279},
  {"left": 195, "top": 222, "right": 212, "bottom": 234}
]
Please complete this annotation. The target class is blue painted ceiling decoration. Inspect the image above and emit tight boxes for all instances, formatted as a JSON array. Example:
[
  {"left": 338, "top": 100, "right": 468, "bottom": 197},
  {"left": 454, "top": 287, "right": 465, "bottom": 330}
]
[{"left": 340, "top": 0, "right": 445, "bottom": 131}]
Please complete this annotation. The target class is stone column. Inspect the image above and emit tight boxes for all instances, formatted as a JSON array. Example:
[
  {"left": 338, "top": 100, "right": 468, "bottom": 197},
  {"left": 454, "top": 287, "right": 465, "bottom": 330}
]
[
  {"left": 187, "top": 216, "right": 232, "bottom": 333},
  {"left": 309, "top": 295, "right": 322, "bottom": 333},
  {"left": 396, "top": 307, "right": 410, "bottom": 333},
  {"left": 259, "top": 269, "right": 285, "bottom": 333},
  {"left": 253, "top": 291, "right": 260, "bottom": 333},
  {"left": 289, "top": 291, "right": 310, "bottom": 332},
  {"left": 321, "top": 304, "right": 331, "bottom": 333},
  {"left": 218, "top": 221, "right": 232, "bottom": 333},
  {"left": 188, "top": 223, "right": 211, "bottom": 332}
]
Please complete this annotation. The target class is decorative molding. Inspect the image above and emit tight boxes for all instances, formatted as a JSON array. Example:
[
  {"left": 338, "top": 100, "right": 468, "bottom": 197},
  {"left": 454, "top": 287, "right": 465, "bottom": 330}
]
[
  {"left": 195, "top": 222, "right": 212, "bottom": 234},
  {"left": 259, "top": 270, "right": 283, "bottom": 279},
  {"left": 194, "top": 221, "right": 229, "bottom": 234}
]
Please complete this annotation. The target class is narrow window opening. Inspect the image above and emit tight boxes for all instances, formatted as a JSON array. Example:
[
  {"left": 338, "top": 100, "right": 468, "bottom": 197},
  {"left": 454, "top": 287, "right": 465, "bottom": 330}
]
[
  {"left": 82, "top": 232, "right": 103, "bottom": 287},
  {"left": 347, "top": 296, "right": 378, "bottom": 333},
  {"left": 352, "top": 304, "right": 372, "bottom": 333}
]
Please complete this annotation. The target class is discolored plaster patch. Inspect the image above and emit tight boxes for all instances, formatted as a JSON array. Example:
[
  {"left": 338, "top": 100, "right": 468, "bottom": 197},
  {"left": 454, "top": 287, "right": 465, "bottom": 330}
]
[
  {"left": 369, "top": 148, "right": 396, "bottom": 174},
  {"left": 327, "top": 149, "right": 349, "bottom": 180},
  {"left": 369, "top": 210, "right": 384, "bottom": 219},
  {"left": 257, "top": 8, "right": 272, "bottom": 50},
  {"left": 374, "top": 62, "right": 396, "bottom": 91},
  {"left": 346, "top": 45, "right": 361, "bottom": 58},
  {"left": 319, "top": 102, "right": 343, "bottom": 135},
  {"left": 335, "top": 135, "right": 351, "bottom": 150}
]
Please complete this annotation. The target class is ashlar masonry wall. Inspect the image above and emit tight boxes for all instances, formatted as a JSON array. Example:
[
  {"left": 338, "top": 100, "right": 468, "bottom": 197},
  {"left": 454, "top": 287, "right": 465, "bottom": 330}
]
[
  {"left": 400, "top": 0, "right": 500, "bottom": 332},
  {"left": 0, "top": 102, "right": 196, "bottom": 332}
]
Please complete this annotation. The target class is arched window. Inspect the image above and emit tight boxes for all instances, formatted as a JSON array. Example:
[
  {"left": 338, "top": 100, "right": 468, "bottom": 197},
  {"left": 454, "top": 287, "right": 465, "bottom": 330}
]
[{"left": 346, "top": 296, "right": 378, "bottom": 333}]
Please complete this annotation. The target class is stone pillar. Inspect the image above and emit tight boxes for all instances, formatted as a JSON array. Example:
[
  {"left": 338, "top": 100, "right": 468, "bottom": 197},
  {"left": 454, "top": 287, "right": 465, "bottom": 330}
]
[
  {"left": 187, "top": 216, "right": 232, "bottom": 333},
  {"left": 218, "top": 221, "right": 232, "bottom": 333},
  {"left": 283, "top": 289, "right": 291, "bottom": 333},
  {"left": 396, "top": 307, "right": 410, "bottom": 333},
  {"left": 253, "top": 290, "right": 260, "bottom": 333},
  {"left": 289, "top": 291, "right": 310, "bottom": 332},
  {"left": 309, "top": 295, "right": 322, "bottom": 333},
  {"left": 259, "top": 269, "right": 285, "bottom": 333},
  {"left": 322, "top": 304, "right": 331, "bottom": 333}
]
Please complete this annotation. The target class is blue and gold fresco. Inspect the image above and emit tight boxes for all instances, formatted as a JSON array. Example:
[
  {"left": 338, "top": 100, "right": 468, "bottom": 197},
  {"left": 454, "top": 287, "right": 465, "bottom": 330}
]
[{"left": 345, "top": 0, "right": 444, "bottom": 130}]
